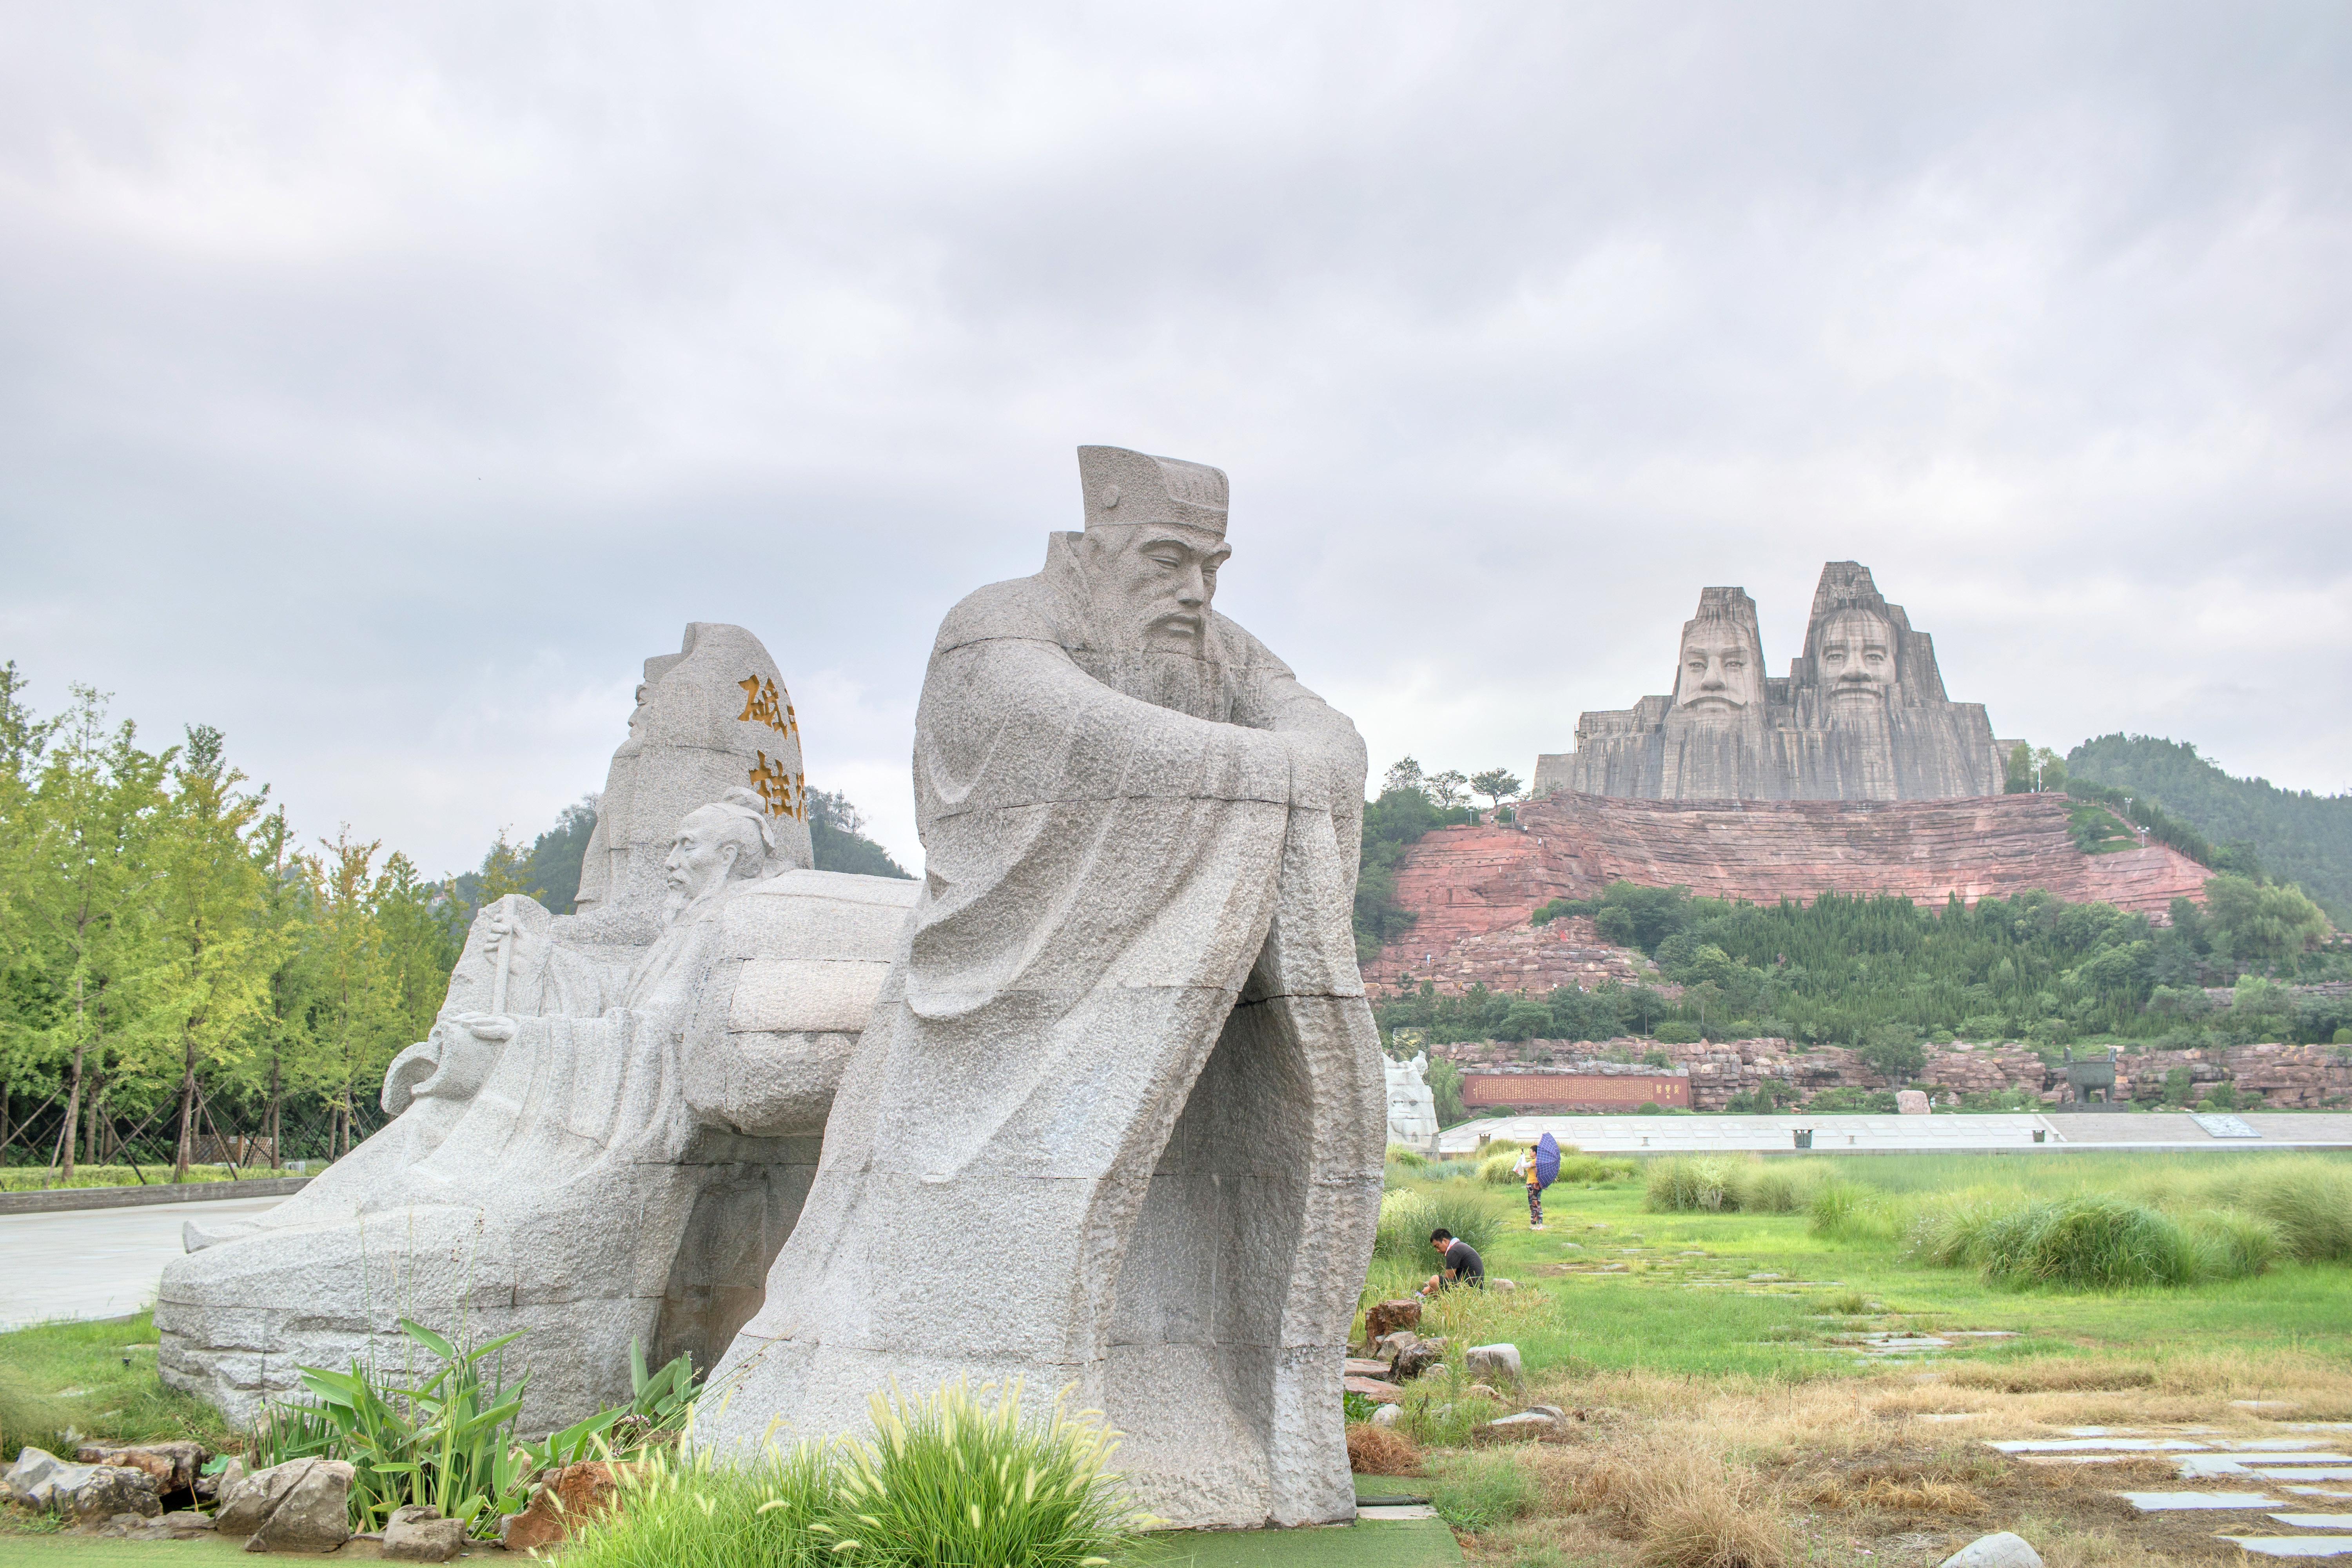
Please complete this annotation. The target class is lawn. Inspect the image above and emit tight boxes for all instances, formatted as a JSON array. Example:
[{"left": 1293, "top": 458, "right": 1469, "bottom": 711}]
[
  {"left": 0, "top": 1312, "right": 233, "bottom": 1467},
  {"left": 1357, "top": 1148, "right": 2352, "bottom": 1568},
  {"left": 1365, "top": 1150, "right": 2352, "bottom": 1385}
]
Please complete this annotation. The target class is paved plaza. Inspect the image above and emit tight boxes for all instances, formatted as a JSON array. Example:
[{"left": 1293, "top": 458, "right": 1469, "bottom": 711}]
[{"left": 0, "top": 1194, "right": 284, "bottom": 1331}]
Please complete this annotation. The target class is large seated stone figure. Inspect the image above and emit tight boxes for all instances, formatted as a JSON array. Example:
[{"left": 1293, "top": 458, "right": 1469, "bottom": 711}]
[
  {"left": 1385, "top": 1053, "right": 1440, "bottom": 1150},
  {"left": 156, "top": 629, "right": 916, "bottom": 1432},
  {"left": 1535, "top": 563, "right": 2019, "bottom": 800},
  {"left": 701, "top": 447, "right": 1386, "bottom": 1530}
]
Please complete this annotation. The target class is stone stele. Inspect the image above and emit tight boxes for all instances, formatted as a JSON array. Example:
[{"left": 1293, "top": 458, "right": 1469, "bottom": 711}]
[
  {"left": 1535, "top": 564, "right": 2022, "bottom": 801},
  {"left": 1385, "top": 1052, "right": 1440, "bottom": 1150},
  {"left": 155, "top": 626, "right": 917, "bottom": 1433},
  {"left": 700, "top": 446, "right": 1387, "bottom": 1530}
]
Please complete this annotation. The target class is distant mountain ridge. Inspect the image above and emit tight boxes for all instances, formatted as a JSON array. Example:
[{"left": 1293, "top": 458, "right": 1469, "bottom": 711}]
[{"left": 2067, "top": 735, "right": 2352, "bottom": 923}]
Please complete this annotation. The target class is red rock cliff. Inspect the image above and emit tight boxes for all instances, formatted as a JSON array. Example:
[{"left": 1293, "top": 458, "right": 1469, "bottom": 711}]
[{"left": 1368, "top": 791, "right": 2211, "bottom": 990}]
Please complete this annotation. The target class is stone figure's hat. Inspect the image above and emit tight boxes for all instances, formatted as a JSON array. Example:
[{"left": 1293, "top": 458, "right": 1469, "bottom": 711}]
[{"left": 1078, "top": 446, "right": 1228, "bottom": 536}]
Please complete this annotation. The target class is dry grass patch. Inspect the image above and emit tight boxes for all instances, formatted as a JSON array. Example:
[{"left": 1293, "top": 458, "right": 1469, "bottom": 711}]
[
  {"left": 1347, "top": 1422, "right": 1423, "bottom": 1476},
  {"left": 1946, "top": 1362, "right": 2160, "bottom": 1394}
]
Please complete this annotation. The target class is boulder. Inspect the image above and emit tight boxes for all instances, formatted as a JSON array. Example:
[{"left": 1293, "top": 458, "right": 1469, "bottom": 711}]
[
  {"left": 78, "top": 1510, "right": 172, "bottom": 1539},
  {"left": 76, "top": 1441, "right": 207, "bottom": 1496},
  {"left": 1941, "top": 1533, "right": 2044, "bottom": 1568},
  {"left": 501, "top": 1461, "right": 625, "bottom": 1554},
  {"left": 219, "top": 1457, "right": 354, "bottom": 1553},
  {"left": 65, "top": 1466, "right": 163, "bottom": 1523},
  {"left": 1364, "top": 1299, "right": 1422, "bottom": 1344},
  {"left": 1344, "top": 1375, "right": 1405, "bottom": 1405},
  {"left": 1896, "top": 1089, "right": 1931, "bottom": 1115},
  {"left": 4, "top": 1452, "right": 163, "bottom": 1523},
  {"left": 384, "top": 1503, "right": 468, "bottom": 1562},
  {"left": 1343, "top": 1357, "right": 1391, "bottom": 1378},
  {"left": 3, "top": 1448, "right": 75, "bottom": 1508},
  {"left": 1466, "top": 1343, "right": 1523, "bottom": 1383},
  {"left": 160, "top": 1510, "right": 219, "bottom": 1537},
  {"left": 1392, "top": 1337, "right": 1449, "bottom": 1381},
  {"left": 1370, "top": 1404, "right": 1402, "bottom": 1428},
  {"left": 200, "top": 1457, "right": 245, "bottom": 1502}
]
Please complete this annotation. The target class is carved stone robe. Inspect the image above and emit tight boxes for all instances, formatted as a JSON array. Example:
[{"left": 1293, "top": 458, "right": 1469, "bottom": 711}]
[{"left": 703, "top": 535, "right": 1386, "bottom": 1530}]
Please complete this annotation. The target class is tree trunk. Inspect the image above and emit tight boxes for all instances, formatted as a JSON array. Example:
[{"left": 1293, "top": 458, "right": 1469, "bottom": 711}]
[
  {"left": 173, "top": 1034, "right": 198, "bottom": 1182},
  {"left": 268, "top": 1053, "right": 282, "bottom": 1173},
  {"left": 60, "top": 971, "right": 89, "bottom": 1180}
]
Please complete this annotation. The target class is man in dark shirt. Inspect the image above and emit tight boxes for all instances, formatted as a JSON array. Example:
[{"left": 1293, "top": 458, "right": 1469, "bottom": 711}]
[{"left": 1421, "top": 1228, "right": 1485, "bottom": 1294}]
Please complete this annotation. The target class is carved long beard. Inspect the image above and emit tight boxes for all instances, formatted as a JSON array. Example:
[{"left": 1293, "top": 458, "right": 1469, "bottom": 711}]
[{"left": 1073, "top": 646, "right": 1227, "bottom": 720}]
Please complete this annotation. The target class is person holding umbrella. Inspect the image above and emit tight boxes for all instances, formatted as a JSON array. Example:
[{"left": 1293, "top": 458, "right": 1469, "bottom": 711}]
[{"left": 1514, "top": 1132, "right": 1561, "bottom": 1229}]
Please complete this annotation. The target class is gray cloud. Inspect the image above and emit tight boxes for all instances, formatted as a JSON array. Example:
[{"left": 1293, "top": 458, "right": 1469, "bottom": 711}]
[{"left": 3, "top": 2, "right": 2347, "bottom": 875}]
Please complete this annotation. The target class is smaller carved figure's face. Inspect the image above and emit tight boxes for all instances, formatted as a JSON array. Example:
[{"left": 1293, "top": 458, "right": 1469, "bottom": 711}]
[
  {"left": 1674, "top": 621, "right": 1762, "bottom": 713},
  {"left": 1816, "top": 609, "right": 1895, "bottom": 701},
  {"left": 1079, "top": 524, "right": 1232, "bottom": 651},
  {"left": 664, "top": 812, "right": 742, "bottom": 903}
]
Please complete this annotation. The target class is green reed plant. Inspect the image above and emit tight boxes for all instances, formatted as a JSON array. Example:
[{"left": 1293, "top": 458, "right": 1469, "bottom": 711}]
[
  {"left": 1374, "top": 1186, "right": 1504, "bottom": 1260},
  {"left": 561, "top": 1437, "right": 839, "bottom": 1568},
  {"left": 817, "top": 1377, "right": 1146, "bottom": 1568}
]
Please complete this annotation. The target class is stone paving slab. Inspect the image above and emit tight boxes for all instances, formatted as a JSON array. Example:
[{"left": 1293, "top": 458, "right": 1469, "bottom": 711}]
[
  {"left": 2119, "top": 1493, "right": 2281, "bottom": 1511},
  {"left": 2237, "top": 1456, "right": 2352, "bottom": 1466},
  {"left": 2218, "top": 1538, "right": 2352, "bottom": 1557},
  {"left": 1992, "top": 1438, "right": 2211, "bottom": 1452},
  {"left": 2272, "top": 1517, "right": 2352, "bottom": 1530},
  {"left": 2265, "top": 1473, "right": 2352, "bottom": 1484},
  {"left": 2289, "top": 1489, "right": 2352, "bottom": 1500}
]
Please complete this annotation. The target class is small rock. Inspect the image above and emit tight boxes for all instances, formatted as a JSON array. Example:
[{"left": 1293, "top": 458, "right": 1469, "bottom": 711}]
[
  {"left": 1466, "top": 1343, "right": 1523, "bottom": 1383},
  {"left": 1526, "top": 1404, "right": 1567, "bottom": 1421},
  {"left": 4, "top": 1448, "right": 76, "bottom": 1508},
  {"left": 1345, "top": 1375, "right": 1405, "bottom": 1404},
  {"left": 234, "top": 1457, "right": 355, "bottom": 1553},
  {"left": 76, "top": 1441, "right": 207, "bottom": 1496},
  {"left": 1941, "top": 1532, "right": 2044, "bottom": 1568},
  {"left": 1392, "top": 1337, "right": 1448, "bottom": 1380},
  {"left": 385, "top": 1503, "right": 468, "bottom": 1562},
  {"left": 1343, "top": 1357, "right": 1390, "bottom": 1378},
  {"left": 1370, "top": 1404, "right": 1402, "bottom": 1428},
  {"left": 1364, "top": 1299, "right": 1422, "bottom": 1344},
  {"left": 501, "top": 1462, "right": 625, "bottom": 1554},
  {"left": 1492, "top": 1279, "right": 1518, "bottom": 1292},
  {"left": 200, "top": 1457, "right": 245, "bottom": 1502},
  {"left": 160, "top": 1510, "right": 218, "bottom": 1536},
  {"left": 63, "top": 1466, "right": 163, "bottom": 1523},
  {"left": 1482, "top": 1412, "right": 1558, "bottom": 1436},
  {"left": 80, "top": 1510, "right": 171, "bottom": 1539},
  {"left": 214, "top": 1458, "right": 307, "bottom": 1537}
]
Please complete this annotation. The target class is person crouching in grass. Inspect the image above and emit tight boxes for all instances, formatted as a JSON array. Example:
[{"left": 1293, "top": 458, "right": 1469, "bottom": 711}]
[{"left": 1420, "top": 1227, "right": 1485, "bottom": 1296}]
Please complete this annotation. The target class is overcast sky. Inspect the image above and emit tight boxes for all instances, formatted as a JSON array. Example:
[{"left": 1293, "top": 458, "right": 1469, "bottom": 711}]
[{"left": 4, "top": 4, "right": 2347, "bottom": 877}]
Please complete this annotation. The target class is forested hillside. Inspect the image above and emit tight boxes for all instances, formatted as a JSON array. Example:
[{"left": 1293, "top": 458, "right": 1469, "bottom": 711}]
[{"left": 2068, "top": 735, "right": 2352, "bottom": 923}]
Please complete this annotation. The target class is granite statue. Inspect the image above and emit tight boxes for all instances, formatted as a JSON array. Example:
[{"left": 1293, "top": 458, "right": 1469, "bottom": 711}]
[
  {"left": 701, "top": 447, "right": 1387, "bottom": 1530},
  {"left": 1535, "top": 563, "right": 2020, "bottom": 800},
  {"left": 156, "top": 629, "right": 917, "bottom": 1432},
  {"left": 1384, "top": 1052, "right": 1440, "bottom": 1150}
]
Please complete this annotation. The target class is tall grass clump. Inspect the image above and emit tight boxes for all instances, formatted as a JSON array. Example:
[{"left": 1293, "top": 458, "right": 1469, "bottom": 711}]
[
  {"left": 1647, "top": 1156, "right": 1836, "bottom": 1214},
  {"left": 1374, "top": 1186, "right": 1503, "bottom": 1260},
  {"left": 2168, "top": 1159, "right": 2352, "bottom": 1264},
  {"left": 1808, "top": 1182, "right": 1911, "bottom": 1246},
  {"left": 820, "top": 1378, "right": 1145, "bottom": 1568},
  {"left": 563, "top": 1442, "right": 839, "bottom": 1568},
  {"left": 1911, "top": 1196, "right": 2214, "bottom": 1289}
]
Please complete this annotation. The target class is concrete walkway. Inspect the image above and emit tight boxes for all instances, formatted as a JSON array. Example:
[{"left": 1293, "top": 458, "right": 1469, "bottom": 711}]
[
  {"left": 0, "top": 1194, "right": 283, "bottom": 1331},
  {"left": 1437, "top": 1111, "right": 2352, "bottom": 1156}
]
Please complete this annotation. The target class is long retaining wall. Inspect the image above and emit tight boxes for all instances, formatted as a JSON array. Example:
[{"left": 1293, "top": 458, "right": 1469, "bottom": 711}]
[{"left": 0, "top": 1175, "right": 311, "bottom": 1216}]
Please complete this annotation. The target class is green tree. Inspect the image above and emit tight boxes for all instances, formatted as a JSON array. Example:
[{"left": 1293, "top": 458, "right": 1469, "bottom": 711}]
[
  {"left": 238, "top": 806, "right": 317, "bottom": 1167},
  {"left": 1857, "top": 1024, "right": 1927, "bottom": 1083},
  {"left": 154, "top": 726, "right": 272, "bottom": 1180},
  {"left": 1469, "top": 769, "right": 1522, "bottom": 813},
  {"left": 2203, "top": 875, "right": 2328, "bottom": 971},
  {"left": 305, "top": 832, "right": 403, "bottom": 1160},
  {"left": 2004, "top": 742, "right": 2034, "bottom": 795},
  {"left": 19, "top": 689, "right": 169, "bottom": 1178}
]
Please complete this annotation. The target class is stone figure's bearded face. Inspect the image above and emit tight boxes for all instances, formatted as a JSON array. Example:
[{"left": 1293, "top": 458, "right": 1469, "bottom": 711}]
[
  {"left": 662, "top": 806, "right": 762, "bottom": 919},
  {"left": 1816, "top": 608, "right": 1895, "bottom": 703},
  {"left": 1674, "top": 620, "right": 1762, "bottom": 715},
  {"left": 1077, "top": 524, "right": 1231, "bottom": 653}
]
